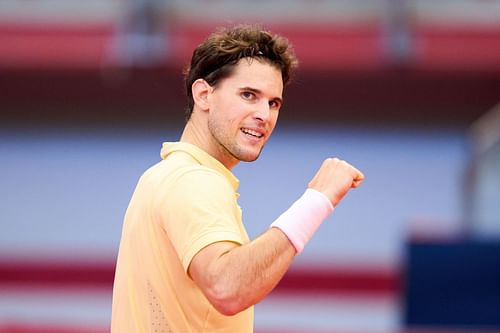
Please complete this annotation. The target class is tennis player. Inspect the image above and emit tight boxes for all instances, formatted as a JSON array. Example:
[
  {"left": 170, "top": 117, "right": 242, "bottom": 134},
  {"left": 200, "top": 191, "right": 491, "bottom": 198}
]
[{"left": 111, "top": 24, "right": 364, "bottom": 333}]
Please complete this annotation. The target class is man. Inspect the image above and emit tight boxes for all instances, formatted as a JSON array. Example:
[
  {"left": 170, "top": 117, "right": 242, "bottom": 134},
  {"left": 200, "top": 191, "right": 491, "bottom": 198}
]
[{"left": 111, "top": 25, "right": 364, "bottom": 333}]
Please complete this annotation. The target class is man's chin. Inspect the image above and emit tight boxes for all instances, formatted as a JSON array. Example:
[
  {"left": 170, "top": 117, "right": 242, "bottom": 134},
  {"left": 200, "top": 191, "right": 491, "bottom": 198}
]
[
  {"left": 236, "top": 150, "right": 262, "bottom": 163},
  {"left": 240, "top": 156, "right": 259, "bottom": 163},
  {"left": 227, "top": 144, "right": 264, "bottom": 163}
]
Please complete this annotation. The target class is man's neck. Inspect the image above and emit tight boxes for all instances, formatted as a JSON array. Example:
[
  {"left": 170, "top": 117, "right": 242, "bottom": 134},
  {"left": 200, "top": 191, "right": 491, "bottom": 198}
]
[{"left": 180, "top": 118, "right": 239, "bottom": 171}]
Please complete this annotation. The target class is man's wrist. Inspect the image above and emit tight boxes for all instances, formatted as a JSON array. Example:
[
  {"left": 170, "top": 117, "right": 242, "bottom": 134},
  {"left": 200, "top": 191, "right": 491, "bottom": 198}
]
[{"left": 270, "top": 188, "right": 334, "bottom": 254}]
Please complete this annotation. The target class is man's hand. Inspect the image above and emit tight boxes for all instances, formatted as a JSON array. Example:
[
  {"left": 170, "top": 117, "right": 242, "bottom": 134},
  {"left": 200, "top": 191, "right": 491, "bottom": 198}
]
[{"left": 308, "top": 158, "right": 364, "bottom": 207}]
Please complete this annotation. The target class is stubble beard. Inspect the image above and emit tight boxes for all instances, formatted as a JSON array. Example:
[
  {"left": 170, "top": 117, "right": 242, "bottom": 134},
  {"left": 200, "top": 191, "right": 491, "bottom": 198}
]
[{"left": 208, "top": 117, "right": 264, "bottom": 163}]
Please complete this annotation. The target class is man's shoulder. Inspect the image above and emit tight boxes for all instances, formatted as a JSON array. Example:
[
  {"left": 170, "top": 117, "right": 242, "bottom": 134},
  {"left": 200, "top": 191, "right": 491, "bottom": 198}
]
[
  {"left": 143, "top": 153, "right": 227, "bottom": 188},
  {"left": 153, "top": 159, "right": 235, "bottom": 208},
  {"left": 172, "top": 163, "right": 229, "bottom": 189}
]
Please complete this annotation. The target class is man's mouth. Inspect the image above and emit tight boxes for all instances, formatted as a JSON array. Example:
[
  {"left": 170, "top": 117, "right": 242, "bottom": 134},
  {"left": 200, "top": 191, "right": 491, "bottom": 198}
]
[{"left": 241, "top": 127, "right": 264, "bottom": 139}]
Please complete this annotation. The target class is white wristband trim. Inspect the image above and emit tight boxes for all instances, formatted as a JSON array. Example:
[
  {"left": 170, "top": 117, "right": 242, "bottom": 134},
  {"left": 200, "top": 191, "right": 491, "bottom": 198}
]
[{"left": 270, "top": 188, "right": 334, "bottom": 254}]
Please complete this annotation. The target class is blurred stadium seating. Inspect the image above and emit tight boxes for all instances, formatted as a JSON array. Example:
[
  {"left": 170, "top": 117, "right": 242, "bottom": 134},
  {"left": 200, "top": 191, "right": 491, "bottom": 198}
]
[{"left": 2, "top": 0, "right": 500, "bottom": 126}]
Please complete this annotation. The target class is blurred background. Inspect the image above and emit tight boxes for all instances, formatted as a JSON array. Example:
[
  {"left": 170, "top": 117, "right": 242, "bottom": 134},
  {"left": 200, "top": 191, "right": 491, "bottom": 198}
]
[{"left": 1, "top": 0, "right": 500, "bottom": 332}]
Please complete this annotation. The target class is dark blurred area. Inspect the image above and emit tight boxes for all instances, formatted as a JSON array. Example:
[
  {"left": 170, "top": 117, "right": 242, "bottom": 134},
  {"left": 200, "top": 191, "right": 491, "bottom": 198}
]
[{"left": 404, "top": 238, "right": 500, "bottom": 329}]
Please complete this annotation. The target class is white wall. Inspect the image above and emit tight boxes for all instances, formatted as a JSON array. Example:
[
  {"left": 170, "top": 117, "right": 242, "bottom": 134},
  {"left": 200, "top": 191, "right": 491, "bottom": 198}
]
[{"left": 0, "top": 124, "right": 468, "bottom": 268}]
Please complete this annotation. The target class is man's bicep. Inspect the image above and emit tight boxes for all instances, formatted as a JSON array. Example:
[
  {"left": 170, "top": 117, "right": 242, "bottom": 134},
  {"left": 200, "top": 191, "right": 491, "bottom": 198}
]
[{"left": 188, "top": 241, "right": 239, "bottom": 288}]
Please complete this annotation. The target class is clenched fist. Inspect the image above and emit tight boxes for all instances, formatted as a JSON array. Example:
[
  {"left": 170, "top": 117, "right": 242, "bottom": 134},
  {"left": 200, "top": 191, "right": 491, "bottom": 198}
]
[{"left": 308, "top": 158, "right": 364, "bottom": 207}]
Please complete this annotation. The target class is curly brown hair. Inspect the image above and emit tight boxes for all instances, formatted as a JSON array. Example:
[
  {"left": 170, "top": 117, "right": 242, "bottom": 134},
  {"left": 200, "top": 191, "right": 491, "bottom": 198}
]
[{"left": 183, "top": 24, "right": 298, "bottom": 120}]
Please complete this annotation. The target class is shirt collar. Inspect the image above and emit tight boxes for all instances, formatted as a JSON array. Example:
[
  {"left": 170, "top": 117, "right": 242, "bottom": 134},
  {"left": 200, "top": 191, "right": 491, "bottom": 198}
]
[{"left": 160, "top": 142, "right": 240, "bottom": 191}]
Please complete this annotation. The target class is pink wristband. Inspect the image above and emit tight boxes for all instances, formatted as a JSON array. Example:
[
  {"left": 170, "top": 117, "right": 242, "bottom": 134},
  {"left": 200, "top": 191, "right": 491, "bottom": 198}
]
[{"left": 270, "top": 188, "right": 334, "bottom": 254}]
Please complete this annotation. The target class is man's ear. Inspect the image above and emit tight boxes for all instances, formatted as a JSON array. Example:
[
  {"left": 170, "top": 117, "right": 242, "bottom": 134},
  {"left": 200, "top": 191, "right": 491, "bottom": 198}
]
[{"left": 192, "top": 79, "right": 211, "bottom": 111}]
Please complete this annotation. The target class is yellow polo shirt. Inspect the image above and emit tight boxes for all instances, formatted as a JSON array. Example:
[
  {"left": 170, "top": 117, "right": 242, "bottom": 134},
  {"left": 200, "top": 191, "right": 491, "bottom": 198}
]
[{"left": 111, "top": 142, "right": 253, "bottom": 333}]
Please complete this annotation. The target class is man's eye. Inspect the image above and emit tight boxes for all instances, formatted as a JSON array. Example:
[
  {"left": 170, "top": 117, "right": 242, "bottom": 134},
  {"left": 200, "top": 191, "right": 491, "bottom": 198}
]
[
  {"left": 242, "top": 91, "right": 255, "bottom": 100},
  {"left": 269, "top": 101, "right": 281, "bottom": 110}
]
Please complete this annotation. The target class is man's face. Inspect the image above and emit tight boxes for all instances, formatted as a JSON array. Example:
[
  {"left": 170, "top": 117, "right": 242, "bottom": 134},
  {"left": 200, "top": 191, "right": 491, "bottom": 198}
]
[{"left": 206, "top": 58, "right": 283, "bottom": 167}]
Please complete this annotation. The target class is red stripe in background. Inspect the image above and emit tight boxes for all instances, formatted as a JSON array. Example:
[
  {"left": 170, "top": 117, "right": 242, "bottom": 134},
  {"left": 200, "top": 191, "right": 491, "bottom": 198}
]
[
  {"left": 0, "top": 259, "right": 399, "bottom": 294},
  {"left": 0, "top": 324, "right": 107, "bottom": 333},
  {"left": 1, "top": 22, "right": 500, "bottom": 71},
  {"left": 0, "top": 259, "right": 399, "bottom": 333},
  {"left": 277, "top": 266, "right": 399, "bottom": 295},
  {"left": 0, "top": 260, "right": 115, "bottom": 289},
  {"left": 0, "top": 23, "right": 114, "bottom": 68}
]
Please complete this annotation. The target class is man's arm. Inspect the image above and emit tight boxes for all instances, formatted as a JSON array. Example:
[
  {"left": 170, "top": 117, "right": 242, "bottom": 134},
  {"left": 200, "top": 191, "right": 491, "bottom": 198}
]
[
  {"left": 188, "top": 228, "right": 294, "bottom": 316},
  {"left": 188, "top": 157, "right": 364, "bottom": 316}
]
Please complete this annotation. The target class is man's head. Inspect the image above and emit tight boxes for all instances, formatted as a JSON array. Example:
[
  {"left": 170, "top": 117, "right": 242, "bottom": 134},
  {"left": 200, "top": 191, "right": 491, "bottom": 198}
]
[{"left": 184, "top": 25, "right": 298, "bottom": 121}]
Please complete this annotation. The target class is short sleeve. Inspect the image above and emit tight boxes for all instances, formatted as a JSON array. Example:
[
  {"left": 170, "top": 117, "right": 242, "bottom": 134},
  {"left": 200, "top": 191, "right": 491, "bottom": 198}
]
[{"left": 155, "top": 167, "right": 244, "bottom": 272}]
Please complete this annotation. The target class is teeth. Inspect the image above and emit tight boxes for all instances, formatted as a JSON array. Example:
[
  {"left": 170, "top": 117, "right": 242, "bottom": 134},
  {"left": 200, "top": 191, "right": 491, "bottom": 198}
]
[{"left": 241, "top": 128, "right": 263, "bottom": 138}]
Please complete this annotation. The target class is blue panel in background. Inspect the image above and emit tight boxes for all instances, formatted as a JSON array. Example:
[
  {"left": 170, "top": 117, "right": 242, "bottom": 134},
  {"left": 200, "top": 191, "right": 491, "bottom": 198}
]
[{"left": 404, "top": 239, "right": 500, "bottom": 329}]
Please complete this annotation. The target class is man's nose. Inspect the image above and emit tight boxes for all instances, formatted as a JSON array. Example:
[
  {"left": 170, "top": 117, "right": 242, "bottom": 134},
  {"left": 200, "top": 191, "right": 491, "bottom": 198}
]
[{"left": 254, "top": 100, "right": 271, "bottom": 122}]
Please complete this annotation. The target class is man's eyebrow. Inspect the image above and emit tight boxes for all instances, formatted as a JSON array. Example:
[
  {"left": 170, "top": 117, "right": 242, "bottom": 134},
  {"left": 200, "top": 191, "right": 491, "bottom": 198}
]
[
  {"left": 239, "top": 86, "right": 261, "bottom": 94},
  {"left": 239, "top": 86, "right": 283, "bottom": 104}
]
